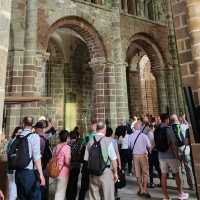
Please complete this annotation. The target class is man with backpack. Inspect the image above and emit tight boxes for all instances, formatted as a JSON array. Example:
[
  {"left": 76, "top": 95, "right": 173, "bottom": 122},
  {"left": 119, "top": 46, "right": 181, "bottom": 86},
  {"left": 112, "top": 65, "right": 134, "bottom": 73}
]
[
  {"left": 8, "top": 116, "right": 45, "bottom": 200},
  {"left": 78, "top": 120, "right": 97, "bottom": 200},
  {"left": 84, "top": 121, "right": 118, "bottom": 200},
  {"left": 34, "top": 121, "right": 52, "bottom": 200},
  {"left": 170, "top": 114, "right": 194, "bottom": 190},
  {"left": 154, "top": 113, "right": 189, "bottom": 200}
]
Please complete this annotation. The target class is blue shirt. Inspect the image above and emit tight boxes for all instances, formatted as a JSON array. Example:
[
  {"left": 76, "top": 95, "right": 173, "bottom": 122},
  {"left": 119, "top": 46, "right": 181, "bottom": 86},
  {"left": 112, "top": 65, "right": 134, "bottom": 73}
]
[
  {"left": 20, "top": 128, "right": 41, "bottom": 170},
  {"left": 128, "top": 130, "right": 151, "bottom": 155}
]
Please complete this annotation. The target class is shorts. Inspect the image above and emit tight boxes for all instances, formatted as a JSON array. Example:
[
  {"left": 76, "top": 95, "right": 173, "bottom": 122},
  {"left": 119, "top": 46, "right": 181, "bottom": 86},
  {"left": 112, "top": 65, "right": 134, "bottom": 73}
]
[
  {"left": 133, "top": 154, "right": 149, "bottom": 179},
  {"left": 159, "top": 159, "right": 180, "bottom": 174}
]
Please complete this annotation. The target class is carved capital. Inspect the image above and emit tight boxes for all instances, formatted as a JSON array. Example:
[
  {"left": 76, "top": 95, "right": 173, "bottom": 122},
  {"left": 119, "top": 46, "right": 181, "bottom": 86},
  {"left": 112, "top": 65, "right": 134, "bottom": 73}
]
[
  {"left": 152, "top": 68, "right": 165, "bottom": 79},
  {"left": 89, "top": 58, "right": 107, "bottom": 73}
]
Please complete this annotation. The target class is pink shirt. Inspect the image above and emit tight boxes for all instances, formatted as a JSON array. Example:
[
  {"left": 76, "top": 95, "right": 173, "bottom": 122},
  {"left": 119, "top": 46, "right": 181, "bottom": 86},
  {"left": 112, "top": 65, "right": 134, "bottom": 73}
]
[{"left": 53, "top": 143, "right": 71, "bottom": 177}]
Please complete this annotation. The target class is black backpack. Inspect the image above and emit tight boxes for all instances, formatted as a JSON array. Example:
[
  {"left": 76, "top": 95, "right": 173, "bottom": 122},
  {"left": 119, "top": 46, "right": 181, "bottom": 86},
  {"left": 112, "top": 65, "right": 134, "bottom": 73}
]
[
  {"left": 88, "top": 137, "right": 108, "bottom": 176},
  {"left": 40, "top": 135, "right": 52, "bottom": 169},
  {"left": 154, "top": 126, "right": 170, "bottom": 152},
  {"left": 8, "top": 133, "right": 32, "bottom": 170},
  {"left": 70, "top": 141, "right": 82, "bottom": 163}
]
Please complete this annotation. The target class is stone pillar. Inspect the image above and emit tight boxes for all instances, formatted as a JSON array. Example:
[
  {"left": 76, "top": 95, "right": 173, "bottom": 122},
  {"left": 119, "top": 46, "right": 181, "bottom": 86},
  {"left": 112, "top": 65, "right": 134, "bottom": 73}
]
[
  {"left": 166, "top": 67, "right": 177, "bottom": 114},
  {"left": 132, "top": 0, "right": 137, "bottom": 15},
  {"left": 22, "top": 0, "right": 38, "bottom": 96},
  {"left": 36, "top": 52, "right": 50, "bottom": 96},
  {"left": 137, "top": 0, "right": 145, "bottom": 17},
  {"left": 0, "top": 1, "right": 11, "bottom": 199},
  {"left": 167, "top": 0, "right": 185, "bottom": 114},
  {"left": 153, "top": 69, "right": 168, "bottom": 113},
  {"left": 112, "top": 0, "right": 129, "bottom": 124},
  {"left": 124, "top": 0, "right": 128, "bottom": 13},
  {"left": 104, "top": 62, "right": 117, "bottom": 128},
  {"left": 90, "top": 60, "right": 106, "bottom": 122},
  {"left": 0, "top": 0, "right": 12, "bottom": 136},
  {"left": 90, "top": 60, "right": 118, "bottom": 128},
  {"left": 186, "top": 0, "right": 200, "bottom": 96},
  {"left": 21, "top": 0, "right": 39, "bottom": 118}
]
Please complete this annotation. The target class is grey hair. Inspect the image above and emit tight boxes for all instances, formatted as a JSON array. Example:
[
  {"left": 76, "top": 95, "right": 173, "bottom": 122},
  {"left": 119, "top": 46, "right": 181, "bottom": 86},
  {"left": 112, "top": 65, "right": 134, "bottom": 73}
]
[{"left": 96, "top": 121, "right": 106, "bottom": 131}]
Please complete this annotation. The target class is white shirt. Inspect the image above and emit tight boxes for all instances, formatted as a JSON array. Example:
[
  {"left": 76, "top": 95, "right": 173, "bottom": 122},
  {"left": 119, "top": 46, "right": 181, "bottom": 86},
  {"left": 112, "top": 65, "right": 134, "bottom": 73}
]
[
  {"left": 118, "top": 134, "right": 129, "bottom": 149},
  {"left": 147, "top": 131, "right": 155, "bottom": 149},
  {"left": 180, "top": 123, "right": 190, "bottom": 156}
]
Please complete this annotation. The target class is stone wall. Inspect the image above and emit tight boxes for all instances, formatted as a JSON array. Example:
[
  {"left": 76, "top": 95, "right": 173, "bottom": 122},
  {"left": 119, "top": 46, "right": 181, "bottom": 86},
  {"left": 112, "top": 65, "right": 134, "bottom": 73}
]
[
  {"left": 0, "top": 0, "right": 11, "bottom": 135},
  {"left": 5, "top": 0, "right": 180, "bottom": 132},
  {"left": 171, "top": 0, "right": 199, "bottom": 104},
  {"left": 0, "top": 1, "right": 11, "bottom": 197}
]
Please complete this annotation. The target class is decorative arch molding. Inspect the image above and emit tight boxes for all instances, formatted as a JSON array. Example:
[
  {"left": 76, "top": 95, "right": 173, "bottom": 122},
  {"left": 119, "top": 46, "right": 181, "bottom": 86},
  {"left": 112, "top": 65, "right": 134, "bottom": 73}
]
[
  {"left": 42, "top": 16, "right": 107, "bottom": 63},
  {"left": 126, "top": 33, "right": 166, "bottom": 70}
]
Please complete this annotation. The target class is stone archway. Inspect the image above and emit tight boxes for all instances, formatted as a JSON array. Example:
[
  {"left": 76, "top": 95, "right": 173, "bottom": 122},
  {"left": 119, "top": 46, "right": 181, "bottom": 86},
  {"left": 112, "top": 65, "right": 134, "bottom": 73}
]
[
  {"left": 43, "top": 16, "right": 107, "bottom": 62},
  {"left": 44, "top": 17, "right": 108, "bottom": 131},
  {"left": 126, "top": 33, "right": 169, "bottom": 115}
]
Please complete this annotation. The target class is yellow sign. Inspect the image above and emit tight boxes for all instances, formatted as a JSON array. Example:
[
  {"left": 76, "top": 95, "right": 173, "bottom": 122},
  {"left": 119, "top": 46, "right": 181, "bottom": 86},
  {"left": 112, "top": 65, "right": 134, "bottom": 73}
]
[{"left": 65, "top": 102, "right": 77, "bottom": 131}]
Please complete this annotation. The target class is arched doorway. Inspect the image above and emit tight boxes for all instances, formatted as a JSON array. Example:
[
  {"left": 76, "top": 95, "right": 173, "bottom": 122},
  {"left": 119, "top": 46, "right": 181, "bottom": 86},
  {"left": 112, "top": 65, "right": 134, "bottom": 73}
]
[
  {"left": 126, "top": 34, "right": 168, "bottom": 117},
  {"left": 45, "top": 17, "right": 107, "bottom": 132},
  {"left": 127, "top": 53, "right": 159, "bottom": 116}
]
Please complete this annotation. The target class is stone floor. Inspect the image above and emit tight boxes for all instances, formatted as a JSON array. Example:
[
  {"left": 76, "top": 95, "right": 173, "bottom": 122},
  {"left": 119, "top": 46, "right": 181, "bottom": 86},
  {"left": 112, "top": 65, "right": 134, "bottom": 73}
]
[
  {"left": 49, "top": 175, "right": 198, "bottom": 200},
  {"left": 118, "top": 176, "right": 197, "bottom": 200}
]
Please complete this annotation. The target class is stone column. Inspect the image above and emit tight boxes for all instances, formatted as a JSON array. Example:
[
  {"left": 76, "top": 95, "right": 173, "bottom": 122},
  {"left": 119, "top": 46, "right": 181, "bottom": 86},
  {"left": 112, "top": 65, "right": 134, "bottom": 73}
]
[
  {"left": 112, "top": 0, "right": 129, "bottom": 124},
  {"left": 186, "top": 0, "right": 200, "bottom": 96},
  {"left": 0, "top": 0, "right": 12, "bottom": 135},
  {"left": 22, "top": 0, "right": 38, "bottom": 96},
  {"left": 124, "top": 0, "right": 128, "bottom": 13},
  {"left": 90, "top": 60, "right": 106, "bottom": 122},
  {"left": 21, "top": 0, "right": 39, "bottom": 118},
  {"left": 153, "top": 69, "right": 168, "bottom": 113},
  {"left": 166, "top": 67, "right": 177, "bottom": 114},
  {"left": 90, "top": 60, "right": 118, "bottom": 128},
  {"left": 36, "top": 52, "right": 50, "bottom": 96},
  {"left": 167, "top": 0, "right": 185, "bottom": 114},
  {"left": 137, "top": 0, "right": 145, "bottom": 17},
  {"left": 104, "top": 62, "right": 117, "bottom": 128},
  {"left": 132, "top": 0, "right": 137, "bottom": 15}
]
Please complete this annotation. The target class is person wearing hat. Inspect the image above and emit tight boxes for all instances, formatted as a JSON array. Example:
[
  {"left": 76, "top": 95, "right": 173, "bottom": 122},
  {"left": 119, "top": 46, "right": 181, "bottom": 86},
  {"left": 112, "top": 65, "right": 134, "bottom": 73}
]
[
  {"left": 34, "top": 122, "right": 48, "bottom": 157},
  {"left": 34, "top": 121, "right": 52, "bottom": 200}
]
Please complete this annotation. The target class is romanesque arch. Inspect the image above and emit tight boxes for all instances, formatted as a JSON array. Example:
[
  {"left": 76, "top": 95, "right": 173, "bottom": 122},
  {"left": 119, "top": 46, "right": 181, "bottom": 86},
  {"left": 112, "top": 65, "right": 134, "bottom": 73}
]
[
  {"left": 43, "top": 16, "right": 108, "bottom": 130},
  {"left": 126, "top": 33, "right": 165, "bottom": 70},
  {"left": 126, "top": 33, "right": 168, "bottom": 115},
  {"left": 43, "top": 16, "right": 107, "bottom": 62}
]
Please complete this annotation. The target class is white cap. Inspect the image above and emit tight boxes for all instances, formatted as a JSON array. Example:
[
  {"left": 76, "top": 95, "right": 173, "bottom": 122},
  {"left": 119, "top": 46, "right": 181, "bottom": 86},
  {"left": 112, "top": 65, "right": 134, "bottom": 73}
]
[{"left": 38, "top": 116, "right": 46, "bottom": 121}]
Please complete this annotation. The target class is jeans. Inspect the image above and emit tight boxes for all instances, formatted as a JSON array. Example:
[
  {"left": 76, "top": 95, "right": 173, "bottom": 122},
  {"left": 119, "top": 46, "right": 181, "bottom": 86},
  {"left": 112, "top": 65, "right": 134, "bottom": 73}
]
[
  {"left": 41, "top": 170, "right": 49, "bottom": 200},
  {"left": 148, "top": 150, "right": 161, "bottom": 184},
  {"left": 15, "top": 169, "right": 41, "bottom": 200},
  {"left": 120, "top": 149, "right": 132, "bottom": 173}
]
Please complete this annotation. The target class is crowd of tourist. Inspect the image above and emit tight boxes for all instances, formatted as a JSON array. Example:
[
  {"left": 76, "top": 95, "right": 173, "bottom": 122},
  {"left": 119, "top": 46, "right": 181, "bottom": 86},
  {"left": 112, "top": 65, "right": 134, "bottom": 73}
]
[{"left": 2, "top": 112, "right": 194, "bottom": 200}]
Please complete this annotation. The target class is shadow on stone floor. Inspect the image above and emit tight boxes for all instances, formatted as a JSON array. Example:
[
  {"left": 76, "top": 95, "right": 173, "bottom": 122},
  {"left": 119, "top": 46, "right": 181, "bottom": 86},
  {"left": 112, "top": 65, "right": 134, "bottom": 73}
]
[{"left": 48, "top": 175, "right": 198, "bottom": 200}]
